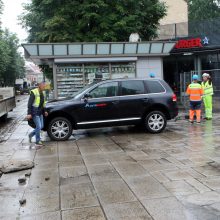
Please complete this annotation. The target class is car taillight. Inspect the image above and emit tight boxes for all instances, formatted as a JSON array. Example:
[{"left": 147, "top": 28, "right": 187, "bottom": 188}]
[{"left": 172, "top": 94, "right": 177, "bottom": 102}]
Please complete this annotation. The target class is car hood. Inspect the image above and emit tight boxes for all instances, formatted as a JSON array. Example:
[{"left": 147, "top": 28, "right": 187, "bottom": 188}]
[{"left": 46, "top": 98, "right": 74, "bottom": 107}]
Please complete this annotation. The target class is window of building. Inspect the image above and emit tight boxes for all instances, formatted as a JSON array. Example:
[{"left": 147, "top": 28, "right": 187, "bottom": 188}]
[
  {"left": 89, "top": 82, "right": 118, "bottom": 98},
  {"left": 145, "top": 81, "right": 165, "bottom": 93},
  {"left": 84, "top": 63, "right": 110, "bottom": 84},
  {"left": 56, "top": 62, "right": 136, "bottom": 98},
  {"left": 111, "top": 62, "right": 136, "bottom": 79},
  {"left": 200, "top": 53, "right": 220, "bottom": 70},
  {"left": 56, "top": 64, "right": 84, "bottom": 98},
  {"left": 121, "top": 80, "right": 145, "bottom": 96}
]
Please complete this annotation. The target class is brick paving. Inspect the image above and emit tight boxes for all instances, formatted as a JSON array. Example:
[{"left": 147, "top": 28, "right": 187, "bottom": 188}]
[{"left": 1, "top": 111, "right": 220, "bottom": 219}]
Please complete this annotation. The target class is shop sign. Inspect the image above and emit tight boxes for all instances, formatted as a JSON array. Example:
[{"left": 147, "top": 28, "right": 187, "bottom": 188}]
[{"left": 175, "top": 38, "right": 203, "bottom": 49}]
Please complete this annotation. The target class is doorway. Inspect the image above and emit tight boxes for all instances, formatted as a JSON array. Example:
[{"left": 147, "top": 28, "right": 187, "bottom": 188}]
[{"left": 163, "top": 55, "right": 195, "bottom": 96}]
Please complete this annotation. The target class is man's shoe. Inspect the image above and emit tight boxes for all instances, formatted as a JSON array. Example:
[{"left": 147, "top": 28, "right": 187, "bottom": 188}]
[
  {"left": 28, "top": 134, "right": 32, "bottom": 143},
  {"left": 204, "top": 117, "right": 212, "bottom": 120},
  {"left": 36, "top": 141, "right": 44, "bottom": 146},
  {"left": 189, "top": 120, "right": 194, "bottom": 124},
  {"left": 35, "top": 141, "right": 44, "bottom": 149},
  {"left": 196, "top": 121, "right": 201, "bottom": 124}
]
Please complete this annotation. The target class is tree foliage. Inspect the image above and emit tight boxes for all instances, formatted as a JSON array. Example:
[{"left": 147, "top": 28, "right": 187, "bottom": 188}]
[
  {"left": 39, "top": 65, "right": 53, "bottom": 82},
  {"left": 0, "top": 1, "right": 25, "bottom": 87},
  {"left": 0, "top": 30, "right": 25, "bottom": 86},
  {"left": 20, "top": 0, "right": 166, "bottom": 42},
  {"left": 0, "top": 0, "right": 3, "bottom": 15},
  {"left": 189, "top": 0, "right": 220, "bottom": 21}
]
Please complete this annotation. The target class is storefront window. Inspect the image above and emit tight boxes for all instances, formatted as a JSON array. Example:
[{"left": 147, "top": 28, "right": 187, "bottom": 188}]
[
  {"left": 200, "top": 53, "right": 220, "bottom": 95},
  {"left": 56, "top": 64, "right": 84, "bottom": 98},
  {"left": 56, "top": 62, "right": 136, "bottom": 98},
  {"left": 111, "top": 62, "right": 136, "bottom": 79},
  {"left": 84, "top": 63, "right": 110, "bottom": 84},
  {"left": 200, "top": 53, "right": 220, "bottom": 70}
]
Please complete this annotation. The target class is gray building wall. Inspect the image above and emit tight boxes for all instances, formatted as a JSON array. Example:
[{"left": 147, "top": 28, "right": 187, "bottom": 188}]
[
  {"left": 160, "top": 0, "right": 188, "bottom": 25},
  {"left": 136, "top": 57, "right": 163, "bottom": 79}
]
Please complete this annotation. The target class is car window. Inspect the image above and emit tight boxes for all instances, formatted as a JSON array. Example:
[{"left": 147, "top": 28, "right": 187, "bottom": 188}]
[
  {"left": 145, "top": 80, "right": 165, "bottom": 93},
  {"left": 89, "top": 82, "right": 118, "bottom": 98},
  {"left": 121, "top": 80, "right": 145, "bottom": 96},
  {"left": 69, "top": 83, "right": 96, "bottom": 99}
]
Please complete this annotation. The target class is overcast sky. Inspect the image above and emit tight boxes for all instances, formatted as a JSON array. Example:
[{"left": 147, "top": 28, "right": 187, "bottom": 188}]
[{"left": 2, "top": 0, "right": 30, "bottom": 43}]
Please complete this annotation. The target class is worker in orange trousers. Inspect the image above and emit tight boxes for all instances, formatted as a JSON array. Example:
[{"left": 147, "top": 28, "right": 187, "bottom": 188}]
[{"left": 186, "top": 75, "right": 204, "bottom": 124}]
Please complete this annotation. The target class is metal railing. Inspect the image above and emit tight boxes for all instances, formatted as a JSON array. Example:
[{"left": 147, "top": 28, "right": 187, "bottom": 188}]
[
  {"left": 157, "top": 17, "right": 220, "bottom": 41},
  {"left": 180, "top": 69, "right": 220, "bottom": 111}
]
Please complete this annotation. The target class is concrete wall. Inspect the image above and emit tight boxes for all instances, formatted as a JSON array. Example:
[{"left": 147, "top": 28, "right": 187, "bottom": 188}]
[
  {"left": 136, "top": 57, "right": 163, "bottom": 79},
  {"left": 160, "top": 0, "right": 188, "bottom": 25}
]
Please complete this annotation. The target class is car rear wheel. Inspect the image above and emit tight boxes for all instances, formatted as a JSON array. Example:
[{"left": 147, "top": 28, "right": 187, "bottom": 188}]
[
  {"left": 0, "top": 113, "right": 8, "bottom": 122},
  {"left": 47, "top": 117, "right": 72, "bottom": 141},
  {"left": 144, "top": 111, "right": 167, "bottom": 133}
]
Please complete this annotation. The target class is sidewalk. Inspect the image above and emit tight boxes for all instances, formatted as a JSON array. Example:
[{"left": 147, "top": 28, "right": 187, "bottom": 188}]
[{"left": 1, "top": 114, "right": 220, "bottom": 219}]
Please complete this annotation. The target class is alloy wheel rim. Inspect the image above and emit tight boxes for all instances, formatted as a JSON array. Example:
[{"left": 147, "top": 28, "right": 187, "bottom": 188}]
[
  {"left": 51, "top": 120, "right": 69, "bottom": 139},
  {"left": 148, "top": 114, "right": 164, "bottom": 131}
]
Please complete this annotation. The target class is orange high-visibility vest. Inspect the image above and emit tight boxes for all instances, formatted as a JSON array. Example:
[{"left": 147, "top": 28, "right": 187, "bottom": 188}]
[{"left": 186, "top": 83, "right": 203, "bottom": 101}]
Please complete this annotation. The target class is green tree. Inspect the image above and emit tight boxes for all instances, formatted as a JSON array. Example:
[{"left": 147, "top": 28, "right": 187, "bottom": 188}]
[
  {"left": 0, "top": 30, "right": 25, "bottom": 86},
  {"left": 20, "top": 0, "right": 166, "bottom": 42},
  {"left": 0, "top": 0, "right": 3, "bottom": 15},
  {"left": 39, "top": 65, "right": 53, "bottom": 82},
  {"left": 0, "top": 31, "right": 10, "bottom": 84},
  {"left": 189, "top": 0, "right": 220, "bottom": 21},
  {"left": 0, "top": 1, "right": 25, "bottom": 87},
  {"left": 0, "top": 0, "right": 4, "bottom": 34}
]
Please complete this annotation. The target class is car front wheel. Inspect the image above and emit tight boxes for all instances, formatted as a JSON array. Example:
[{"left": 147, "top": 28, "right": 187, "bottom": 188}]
[
  {"left": 47, "top": 117, "right": 72, "bottom": 141},
  {"left": 144, "top": 111, "right": 167, "bottom": 133}
]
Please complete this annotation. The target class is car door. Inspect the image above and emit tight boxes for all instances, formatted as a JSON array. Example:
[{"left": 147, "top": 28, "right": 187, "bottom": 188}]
[
  {"left": 77, "top": 81, "right": 120, "bottom": 127},
  {"left": 118, "top": 80, "right": 149, "bottom": 121}
]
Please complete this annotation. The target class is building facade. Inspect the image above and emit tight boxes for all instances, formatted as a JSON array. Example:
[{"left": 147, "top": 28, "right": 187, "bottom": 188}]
[
  {"left": 25, "top": 62, "right": 43, "bottom": 85},
  {"left": 162, "top": 18, "right": 220, "bottom": 105},
  {"left": 22, "top": 42, "right": 175, "bottom": 99},
  {"left": 157, "top": 1, "right": 220, "bottom": 104},
  {"left": 160, "top": 0, "right": 188, "bottom": 25},
  {"left": 158, "top": 0, "right": 188, "bottom": 40}
]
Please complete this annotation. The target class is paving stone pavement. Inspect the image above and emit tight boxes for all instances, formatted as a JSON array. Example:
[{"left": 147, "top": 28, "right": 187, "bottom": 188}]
[{"left": 1, "top": 114, "right": 220, "bottom": 219}]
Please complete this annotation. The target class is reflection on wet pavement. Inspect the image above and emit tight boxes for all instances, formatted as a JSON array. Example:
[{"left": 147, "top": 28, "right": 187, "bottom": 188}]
[{"left": 1, "top": 114, "right": 220, "bottom": 219}]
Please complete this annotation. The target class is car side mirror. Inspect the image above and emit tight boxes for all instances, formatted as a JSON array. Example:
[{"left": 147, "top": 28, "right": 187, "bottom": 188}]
[{"left": 83, "top": 93, "right": 92, "bottom": 100}]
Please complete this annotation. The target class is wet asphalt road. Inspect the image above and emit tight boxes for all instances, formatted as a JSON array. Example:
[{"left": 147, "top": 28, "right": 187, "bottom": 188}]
[{"left": 1, "top": 97, "right": 220, "bottom": 219}]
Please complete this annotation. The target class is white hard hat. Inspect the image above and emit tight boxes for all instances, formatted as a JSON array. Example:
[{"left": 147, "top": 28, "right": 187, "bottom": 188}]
[{"left": 202, "top": 73, "right": 210, "bottom": 77}]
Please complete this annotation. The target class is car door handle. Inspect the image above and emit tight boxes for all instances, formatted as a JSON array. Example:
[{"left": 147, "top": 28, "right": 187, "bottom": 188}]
[
  {"left": 112, "top": 101, "right": 119, "bottom": 105},
  {"left": 142, "top": 98, "right": 149, "bottom": 103}
]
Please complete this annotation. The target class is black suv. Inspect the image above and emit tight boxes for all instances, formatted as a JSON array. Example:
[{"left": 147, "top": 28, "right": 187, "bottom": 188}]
[{"left": 44, "top": 79, "right": 178, "bottom": 141}]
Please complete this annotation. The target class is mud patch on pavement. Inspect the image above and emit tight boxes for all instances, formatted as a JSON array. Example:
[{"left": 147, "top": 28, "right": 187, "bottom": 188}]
[{"left": 0, "top": 160, "right": 34, "bottom": 174}]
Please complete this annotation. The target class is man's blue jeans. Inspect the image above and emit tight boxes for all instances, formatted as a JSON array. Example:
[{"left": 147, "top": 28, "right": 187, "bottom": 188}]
[{"left": 30, "top": 114, "right": 44, "bottom": 143}]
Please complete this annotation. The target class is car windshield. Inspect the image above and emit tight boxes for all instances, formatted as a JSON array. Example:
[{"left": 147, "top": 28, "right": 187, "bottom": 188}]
[{"left": 67, "top": 83, "right": 96, "bottom": 99}]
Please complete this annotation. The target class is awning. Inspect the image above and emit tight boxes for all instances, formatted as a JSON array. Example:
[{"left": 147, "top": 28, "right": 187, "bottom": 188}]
[
  {"left": 22, "top": 42, "right": 176, "bottom": 65},
  {"left": 54, "top": 57, "right": 138, "bottom": 63}
]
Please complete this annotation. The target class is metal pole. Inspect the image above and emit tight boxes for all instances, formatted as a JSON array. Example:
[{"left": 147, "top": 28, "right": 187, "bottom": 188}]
[
  {"left": 53, "top": 63, "right": 58, "bottom": 99},
  {"left": 82, "top": 64, "right": 85, "bottom": 86},
  {"left": 109, "top": 63, "right": 112, "bottom": 79},
  {"left": 175, "top": 23, "right": 177, "bottom": 40}
]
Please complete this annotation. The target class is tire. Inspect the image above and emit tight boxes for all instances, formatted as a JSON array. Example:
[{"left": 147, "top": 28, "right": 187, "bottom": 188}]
[
  {"left": 144, "top": 111, "right": 167, "bottom": 134},
  {"left": 0, "top": 113, "right": 8, "bottom": 122},
  {"left": 47, "top": 117, "right": 72, "bottom": 141}
]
